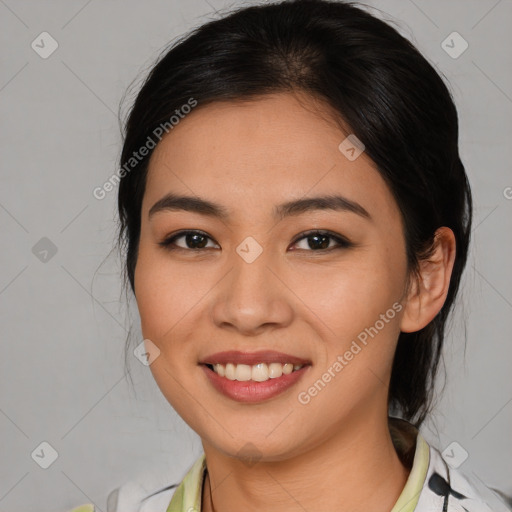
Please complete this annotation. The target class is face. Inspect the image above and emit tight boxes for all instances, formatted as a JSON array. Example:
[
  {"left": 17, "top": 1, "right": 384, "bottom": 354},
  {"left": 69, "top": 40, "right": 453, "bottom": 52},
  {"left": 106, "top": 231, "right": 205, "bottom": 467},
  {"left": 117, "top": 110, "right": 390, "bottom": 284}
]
[{"left": 134, "top": 92, "right": 410, "bottom": 461}]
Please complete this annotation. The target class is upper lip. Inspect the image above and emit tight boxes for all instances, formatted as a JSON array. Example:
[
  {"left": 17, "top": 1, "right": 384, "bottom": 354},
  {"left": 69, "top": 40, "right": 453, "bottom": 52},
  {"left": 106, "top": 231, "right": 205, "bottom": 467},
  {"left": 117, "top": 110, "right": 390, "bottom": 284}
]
[{"left": 200, "top": 350, "right": 311, "bottom": 366}]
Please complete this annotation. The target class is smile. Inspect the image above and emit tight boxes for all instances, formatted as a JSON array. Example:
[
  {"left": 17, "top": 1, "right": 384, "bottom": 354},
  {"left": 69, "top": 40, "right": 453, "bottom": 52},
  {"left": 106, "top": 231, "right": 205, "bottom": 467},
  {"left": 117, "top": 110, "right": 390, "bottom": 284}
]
[
  {"left": 200, "top": 350, "right": 311, "bottom": 403},
  {"left": 207, "top": 362, "right": 304, "bottom": 382}
]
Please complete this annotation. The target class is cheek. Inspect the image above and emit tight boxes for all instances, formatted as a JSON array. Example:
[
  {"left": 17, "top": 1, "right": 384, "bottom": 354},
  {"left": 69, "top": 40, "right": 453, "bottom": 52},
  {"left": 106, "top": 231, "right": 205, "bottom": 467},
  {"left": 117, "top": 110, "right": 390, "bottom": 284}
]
[
  {"left": 133, "top": 246, "right": 206, "bottom": 416},
  {"left": 297, "top": 255, "right": 405, "bottom": 338},
  {"left": 294, "top": 248, "right": 407, "bottom": 394},
  {"left": 133, "top": 241, "right": 222, "bottom": 368},
  {"left": 292, "top": 259, "right": 406, "bottom": 413},
  {"left": 133, "top": 243, "right": 189, "bottom": 343}
]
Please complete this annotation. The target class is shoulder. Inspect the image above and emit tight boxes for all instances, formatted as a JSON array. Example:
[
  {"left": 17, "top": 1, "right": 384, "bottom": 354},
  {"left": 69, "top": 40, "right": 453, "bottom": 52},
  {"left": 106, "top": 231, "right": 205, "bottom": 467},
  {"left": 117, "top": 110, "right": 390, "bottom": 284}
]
[
  {"left": 105, "top": 475, "right": 179, "bottom": 512},
  {"left": 104, "top": 454, "right": 207, "bottom": 512},
  {"left": 415, "top": 443, "right": 512, "bottom": 511},
  {"left": 67, "top": 481, "right": 178, "bottom": 512},
  {"left": 66, "top": 468, "right": 180, "bottom": 512},
  {"left": 106, "top": 483, "right": 179, "bottom": 512},
  {"left": 68, "top": 454, "right": 205, "bottom": 512}
]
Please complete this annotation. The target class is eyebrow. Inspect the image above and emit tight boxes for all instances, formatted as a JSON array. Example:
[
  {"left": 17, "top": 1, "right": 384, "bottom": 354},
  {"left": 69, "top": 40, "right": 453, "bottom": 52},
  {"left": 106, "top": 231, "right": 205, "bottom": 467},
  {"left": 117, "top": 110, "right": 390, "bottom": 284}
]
[{"left": 148, "top": 193, "right": 371, "bottom": 221}]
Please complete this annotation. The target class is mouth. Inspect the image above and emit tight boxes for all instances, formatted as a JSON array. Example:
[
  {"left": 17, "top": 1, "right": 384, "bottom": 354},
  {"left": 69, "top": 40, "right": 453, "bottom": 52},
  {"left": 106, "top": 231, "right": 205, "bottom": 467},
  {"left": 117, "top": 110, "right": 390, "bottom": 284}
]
[
  {"left": 199, "top": 350, "right": 311, "bottom": 403},
  {"left": 204, "top": 362, "right": 305, "bottom": 382}
]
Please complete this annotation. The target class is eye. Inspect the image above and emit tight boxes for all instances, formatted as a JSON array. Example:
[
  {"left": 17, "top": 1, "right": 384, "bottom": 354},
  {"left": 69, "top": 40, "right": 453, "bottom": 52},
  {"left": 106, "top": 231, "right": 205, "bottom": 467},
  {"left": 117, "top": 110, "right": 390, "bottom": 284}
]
[
  {"left": 158, "top": 229, "right": 353, "bottom": 253},
  {"left": 158, "top": 230, "right": 219, "bottom": 251},
  {"left": 290, "top": 230, "right": 353, "bottom": 252}
]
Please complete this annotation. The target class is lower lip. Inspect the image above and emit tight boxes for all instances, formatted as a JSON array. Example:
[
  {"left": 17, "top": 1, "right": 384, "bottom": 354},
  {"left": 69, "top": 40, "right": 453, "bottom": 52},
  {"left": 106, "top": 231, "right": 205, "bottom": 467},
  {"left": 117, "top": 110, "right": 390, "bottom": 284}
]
[{"left": 201, "top": 364, "right": 310, "bottom": 403}]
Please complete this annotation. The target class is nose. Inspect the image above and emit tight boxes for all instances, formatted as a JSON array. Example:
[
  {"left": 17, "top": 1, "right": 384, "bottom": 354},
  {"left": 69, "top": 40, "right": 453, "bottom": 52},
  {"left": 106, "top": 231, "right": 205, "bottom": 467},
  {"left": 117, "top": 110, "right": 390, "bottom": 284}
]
[{"left": 210, "top": 245, "right": 294, "bottom": 336}]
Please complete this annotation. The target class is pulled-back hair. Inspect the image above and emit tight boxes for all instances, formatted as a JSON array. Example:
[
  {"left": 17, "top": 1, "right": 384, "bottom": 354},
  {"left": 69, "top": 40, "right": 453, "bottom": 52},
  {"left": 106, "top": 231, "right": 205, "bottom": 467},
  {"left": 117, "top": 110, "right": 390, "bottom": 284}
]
[{"left": 117, "top": 0, "right": 472, "bottom": 426}]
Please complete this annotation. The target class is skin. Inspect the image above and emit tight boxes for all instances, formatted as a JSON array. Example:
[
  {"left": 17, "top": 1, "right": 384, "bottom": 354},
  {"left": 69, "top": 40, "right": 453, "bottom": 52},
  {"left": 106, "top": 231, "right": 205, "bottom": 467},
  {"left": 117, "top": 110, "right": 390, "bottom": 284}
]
[{"left": 133, "top": 91, "right": 456, "bottom": 512}]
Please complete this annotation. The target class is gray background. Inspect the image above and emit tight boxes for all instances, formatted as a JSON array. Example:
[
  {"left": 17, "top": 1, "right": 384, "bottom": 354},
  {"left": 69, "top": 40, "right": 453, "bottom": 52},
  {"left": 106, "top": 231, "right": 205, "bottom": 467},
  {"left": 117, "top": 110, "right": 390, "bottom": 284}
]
[{"left": 1, "top": 0, "right": 511, "bottom": 510}]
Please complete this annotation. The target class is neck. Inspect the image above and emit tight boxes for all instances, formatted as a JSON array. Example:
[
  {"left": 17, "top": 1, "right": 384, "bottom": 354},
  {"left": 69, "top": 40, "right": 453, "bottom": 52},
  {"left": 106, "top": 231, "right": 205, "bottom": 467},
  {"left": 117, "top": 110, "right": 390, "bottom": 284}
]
[{"left": 201, "top": 412, "right": 410, "bottom": 512}]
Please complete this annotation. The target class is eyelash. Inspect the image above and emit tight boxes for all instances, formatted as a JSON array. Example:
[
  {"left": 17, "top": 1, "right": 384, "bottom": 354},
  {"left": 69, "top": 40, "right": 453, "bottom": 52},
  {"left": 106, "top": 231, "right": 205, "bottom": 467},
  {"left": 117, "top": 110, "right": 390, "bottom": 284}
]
[{"left": 158, "top": 229, "right": 353, "bottom": 253}]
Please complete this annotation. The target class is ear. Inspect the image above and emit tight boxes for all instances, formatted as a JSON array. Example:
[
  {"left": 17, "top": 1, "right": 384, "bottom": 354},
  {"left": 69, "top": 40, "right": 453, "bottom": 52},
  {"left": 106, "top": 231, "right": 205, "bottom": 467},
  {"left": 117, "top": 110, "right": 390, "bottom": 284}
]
[{"left": 400, "top": 227, "right": 457, "bottom": 333}]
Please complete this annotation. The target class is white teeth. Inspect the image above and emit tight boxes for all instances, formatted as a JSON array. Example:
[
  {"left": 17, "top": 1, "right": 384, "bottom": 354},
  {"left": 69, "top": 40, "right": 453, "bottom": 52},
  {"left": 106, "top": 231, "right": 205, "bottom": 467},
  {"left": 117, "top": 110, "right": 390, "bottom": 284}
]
[
  {"left": 268, "top": 363, "right": 282, "bottom": 379},
  {"left": 235, "top": 364, "right": 252, "bottom": 381},
  {"left": 282, "top": 363, "right": 293, "bottom": 375},
  {"left": 252, "top": 363, "right": 269, "bottom": 382},
  {"left": 225, "top": 363, "right": 236, "bottom": 380},
  {"left": 209, "top": 362, "right": 305, "bottom": 381}
]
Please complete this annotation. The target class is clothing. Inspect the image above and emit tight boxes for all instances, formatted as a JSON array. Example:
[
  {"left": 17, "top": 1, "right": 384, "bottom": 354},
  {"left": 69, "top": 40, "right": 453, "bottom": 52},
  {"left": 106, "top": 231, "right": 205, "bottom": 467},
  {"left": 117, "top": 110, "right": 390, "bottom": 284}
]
[{"left": 71, "top": 418, "right": 511, "bottom": 511}]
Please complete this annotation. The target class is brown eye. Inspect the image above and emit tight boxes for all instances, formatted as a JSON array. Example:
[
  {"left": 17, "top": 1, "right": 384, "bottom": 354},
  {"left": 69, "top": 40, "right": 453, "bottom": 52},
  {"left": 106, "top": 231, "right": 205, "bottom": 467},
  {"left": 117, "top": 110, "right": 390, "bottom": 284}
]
[
  {"left": 159, "top": 230, "right": 219, "bottom": 251},
  {"left": 290, "top": 230, "right": 352, "bottom": 252}
]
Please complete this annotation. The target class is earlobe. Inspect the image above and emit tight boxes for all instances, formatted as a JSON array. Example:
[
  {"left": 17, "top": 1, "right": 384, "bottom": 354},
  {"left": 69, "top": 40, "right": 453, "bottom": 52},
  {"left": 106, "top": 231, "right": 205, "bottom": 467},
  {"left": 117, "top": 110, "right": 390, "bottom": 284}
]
[{"left": 400, "top": 227, "right": 456, "bottom": 333}]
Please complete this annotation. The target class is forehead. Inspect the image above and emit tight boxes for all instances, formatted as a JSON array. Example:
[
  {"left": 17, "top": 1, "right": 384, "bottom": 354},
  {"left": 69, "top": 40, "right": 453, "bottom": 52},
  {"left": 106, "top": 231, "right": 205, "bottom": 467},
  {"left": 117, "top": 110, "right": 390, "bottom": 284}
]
[{"left": 143, "top": 93, "right": 398, "bottom": 223}]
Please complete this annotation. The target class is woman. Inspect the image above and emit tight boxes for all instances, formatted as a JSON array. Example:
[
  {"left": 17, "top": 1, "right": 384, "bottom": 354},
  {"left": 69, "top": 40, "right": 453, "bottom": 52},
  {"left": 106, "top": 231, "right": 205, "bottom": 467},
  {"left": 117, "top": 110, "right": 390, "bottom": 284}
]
[{"left": 72, "top": 0, "right": 511, "bottom": 510}]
